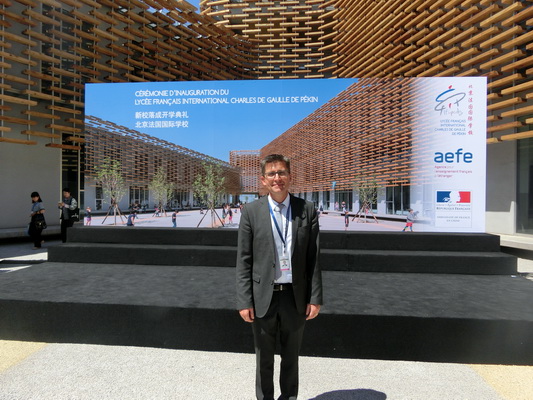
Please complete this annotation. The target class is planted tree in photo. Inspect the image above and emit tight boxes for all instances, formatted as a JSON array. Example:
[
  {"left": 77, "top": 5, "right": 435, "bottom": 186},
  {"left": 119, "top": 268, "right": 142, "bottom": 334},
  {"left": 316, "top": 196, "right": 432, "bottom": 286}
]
[
  {"left": 94, "top": 157, "right": 127, "bottom": 225},
  {"left": 149, "top": 166, "right": 174, "bottom": 217},
  {"left": 193, "top": 162, "right": 226, "bottom": 227},
  {"left": 353, "top": 175, "right": 379, "bottom": 223}
]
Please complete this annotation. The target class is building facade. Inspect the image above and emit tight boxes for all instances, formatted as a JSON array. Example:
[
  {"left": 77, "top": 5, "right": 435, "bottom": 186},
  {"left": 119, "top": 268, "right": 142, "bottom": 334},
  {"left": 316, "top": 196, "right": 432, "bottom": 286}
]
[
  {"left": 0, "top": 0, "right": 531, "bottom": 235},
  {"left": 85, "top": 116, "right": 241, "bottom": 212},
  {"left": 229, "top": 149, "right": 261, "bottom": 194},
  {"left": 259, "top": 78, "right": 419, "bottom": 216}
]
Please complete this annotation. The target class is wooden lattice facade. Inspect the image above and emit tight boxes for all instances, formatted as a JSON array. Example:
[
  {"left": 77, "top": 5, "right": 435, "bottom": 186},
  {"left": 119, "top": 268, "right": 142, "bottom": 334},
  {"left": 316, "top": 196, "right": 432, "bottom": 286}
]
[
  {"left": 0, "top": 0, "right": 257, "bottom": 149},
  {"left": 200, "top": 0, "right": 333, "bottom": 79},
  {"left": 0, "top": 1, "right": 530, "bottom": 152},
  {"left": 0, "top": 1, "right": 530, "bottom": 146},
  {"left": 260, "top": 78, "right": 420, "bottom": 194},
  {"left": 229, "top": 149, "right": 261, "bottom": 193},
  {"left": 328, "top": 0, "right": 533, "bottom": 144},
  {"left": 85, "top": 115, "right": 241, "bottom": 200},
  {"left": 201, "top": 0, "right": 532, "bottom": 144},
  {"left": 0, "top": 0, "right": 531, "bottom": 225}
]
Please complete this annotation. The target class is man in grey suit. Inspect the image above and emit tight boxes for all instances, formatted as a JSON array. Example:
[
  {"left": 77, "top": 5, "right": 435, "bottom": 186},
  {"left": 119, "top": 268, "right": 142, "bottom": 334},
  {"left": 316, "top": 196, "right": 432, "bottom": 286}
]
[{"left": 236, "top": 154, "right": 323, "bottom": 400}]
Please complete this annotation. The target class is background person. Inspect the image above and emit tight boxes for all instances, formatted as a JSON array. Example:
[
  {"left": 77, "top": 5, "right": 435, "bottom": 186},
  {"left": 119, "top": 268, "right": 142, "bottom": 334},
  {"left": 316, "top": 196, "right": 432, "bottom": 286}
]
[
  {"left": 402, "top": 209, "right": 417, "bottom": 232},
  {"left": 85, "top": 207, "right": 92, "bottom": 226},
  {"left": 126, "top": 211, "right": 136, "bottom": 226},
  {"left": 342, "top": 201, "right": 349, "bottom": 230},
  {"left": 29, "top": 191, "right": 45, "bottom": 250},
  {"left": 172, "top": 209, "right": 178, "bottom": 227},
  {"left": 236, "top": 154, "right": 322, "bottom": 400},
  {"left": 58, "top": 188, "right": 77, "bottom": 243},
  {"left": 226, "top": 204, "right": 233, "bottom": 225}
]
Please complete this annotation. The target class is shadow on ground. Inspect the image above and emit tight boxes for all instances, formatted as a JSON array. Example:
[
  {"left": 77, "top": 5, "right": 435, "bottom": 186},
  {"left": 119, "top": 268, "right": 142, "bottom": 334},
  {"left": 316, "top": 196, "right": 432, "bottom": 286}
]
[{"left": 310, "top": 389, "right": 387, "bottom": 400}]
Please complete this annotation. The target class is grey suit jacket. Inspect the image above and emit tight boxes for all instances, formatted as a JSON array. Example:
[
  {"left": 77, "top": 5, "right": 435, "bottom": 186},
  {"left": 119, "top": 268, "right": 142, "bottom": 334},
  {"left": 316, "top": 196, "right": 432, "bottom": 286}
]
[{"left": 236, "top": 194, "right": 322, "bottom": 318}]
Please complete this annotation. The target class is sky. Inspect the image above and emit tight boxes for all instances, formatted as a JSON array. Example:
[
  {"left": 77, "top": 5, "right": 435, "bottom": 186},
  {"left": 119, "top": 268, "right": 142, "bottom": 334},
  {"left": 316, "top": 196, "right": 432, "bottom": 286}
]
[
  {"left": 85, "top": 79, "right": 357, "bottom": 162},
  {"left": 188, "top": 0, "right": 200, "bottom": 10}
]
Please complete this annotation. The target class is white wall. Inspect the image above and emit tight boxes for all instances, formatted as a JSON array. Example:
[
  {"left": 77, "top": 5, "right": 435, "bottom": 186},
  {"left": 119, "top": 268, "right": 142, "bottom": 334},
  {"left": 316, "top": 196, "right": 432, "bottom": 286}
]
[
  {"left": 485, "top": 140, "right": 516, "bottom": 234},
  {"left": 0, "top": 116, "right": 62, "bottom": 230}
]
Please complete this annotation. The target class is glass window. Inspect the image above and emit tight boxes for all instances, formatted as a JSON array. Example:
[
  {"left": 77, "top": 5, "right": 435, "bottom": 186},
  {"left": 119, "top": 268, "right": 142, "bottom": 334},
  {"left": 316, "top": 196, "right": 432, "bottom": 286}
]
[
  {"left": 337, "top": 191, "right": 353, "bottom": 211},
  {"left": 386, "top": 183, "right": 410, "bottom": 215},
  {"left": 95, "top": 186, "right": 103, "bottom": 211},
  {"left": 171, "top": 191, "right": 189, "bottom": 209},
  {"left": 308, "top": 191, "right": 319, "bottom": 207},
  {"left": 129, "top": 186, "right": 148, "bottom": 209},
  {"left": 517, "top": 138, "right": 533, "bottom": 234}
]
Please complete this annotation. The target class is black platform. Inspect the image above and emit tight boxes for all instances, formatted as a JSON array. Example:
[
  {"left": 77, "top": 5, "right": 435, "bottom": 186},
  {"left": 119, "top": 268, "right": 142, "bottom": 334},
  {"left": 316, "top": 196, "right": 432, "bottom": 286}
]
[
  {"left": 48, "top": 226, "right": 517, "bottom": 275},
  {"left": 1, "top": 227, "right": 532, "bottom": 365}
]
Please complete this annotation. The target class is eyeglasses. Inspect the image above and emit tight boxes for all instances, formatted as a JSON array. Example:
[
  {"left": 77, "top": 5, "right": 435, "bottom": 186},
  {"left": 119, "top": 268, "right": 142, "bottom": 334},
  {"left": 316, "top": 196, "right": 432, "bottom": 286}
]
[{"left": 264, "top": 170, "right": 289, "bottom": 179}]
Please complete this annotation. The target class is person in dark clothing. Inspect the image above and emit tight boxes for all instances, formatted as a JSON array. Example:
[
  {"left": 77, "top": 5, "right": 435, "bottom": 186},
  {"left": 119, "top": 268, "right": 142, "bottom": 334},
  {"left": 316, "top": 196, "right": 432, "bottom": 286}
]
[
  {"left": 127, "top": 211, "right": 137, "bottom": 226},
  {"left": 236, "top": 154, "right": 322, "bottom": 400},
  {"left": 172, "top": 210, "right": 178, "bottom": 227},
  {"left": 58, "top": 188, "right": 77, "bottom": 243},
  {"left": 29, "top": 191, "right": 45, "bottom": 249}
]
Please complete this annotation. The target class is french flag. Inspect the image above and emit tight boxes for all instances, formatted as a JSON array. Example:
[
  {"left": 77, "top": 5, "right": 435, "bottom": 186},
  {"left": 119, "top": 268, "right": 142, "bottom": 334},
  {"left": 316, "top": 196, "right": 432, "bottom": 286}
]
[{"left": 436, "top": 191, "right": 471, "bottom": 203}]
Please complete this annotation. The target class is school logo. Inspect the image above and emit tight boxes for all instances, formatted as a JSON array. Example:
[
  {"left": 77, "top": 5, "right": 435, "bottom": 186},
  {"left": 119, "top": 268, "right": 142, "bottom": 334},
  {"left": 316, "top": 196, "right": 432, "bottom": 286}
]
[{"left": 434, "top": 85, "right": 466, "bottom": 116}]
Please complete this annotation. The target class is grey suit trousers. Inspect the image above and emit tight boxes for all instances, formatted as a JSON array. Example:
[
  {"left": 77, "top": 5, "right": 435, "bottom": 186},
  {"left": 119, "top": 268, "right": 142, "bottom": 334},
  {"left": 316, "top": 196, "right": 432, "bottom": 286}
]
[{"left": 252, "top": 287, "right": 306, "bottom": 400}]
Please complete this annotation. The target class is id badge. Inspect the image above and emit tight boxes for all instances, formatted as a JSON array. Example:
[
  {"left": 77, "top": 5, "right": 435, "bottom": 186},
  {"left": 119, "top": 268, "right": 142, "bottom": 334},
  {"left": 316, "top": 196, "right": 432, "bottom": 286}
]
[{"left": 280, "top": 255, "right": 290, "bottom": 271}]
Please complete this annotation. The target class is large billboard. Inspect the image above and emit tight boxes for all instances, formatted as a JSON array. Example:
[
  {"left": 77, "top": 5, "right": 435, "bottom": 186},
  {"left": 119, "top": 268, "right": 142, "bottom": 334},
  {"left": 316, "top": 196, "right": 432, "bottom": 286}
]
[{"left": 85, "top": 77, "right": 486, "bottom": 232}]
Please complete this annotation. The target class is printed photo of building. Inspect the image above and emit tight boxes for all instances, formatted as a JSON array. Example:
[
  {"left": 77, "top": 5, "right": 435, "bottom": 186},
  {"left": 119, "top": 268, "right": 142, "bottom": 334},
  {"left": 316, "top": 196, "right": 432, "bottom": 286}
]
[{"left": 85, "top": 115, "right": 241, "bottom": 211}]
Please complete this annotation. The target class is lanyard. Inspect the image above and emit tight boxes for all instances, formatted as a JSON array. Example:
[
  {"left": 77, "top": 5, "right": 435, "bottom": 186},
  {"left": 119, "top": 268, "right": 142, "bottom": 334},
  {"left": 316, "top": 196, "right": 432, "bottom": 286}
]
[{"left": 268, "top": 202, "right": 291, "bottom": 251}]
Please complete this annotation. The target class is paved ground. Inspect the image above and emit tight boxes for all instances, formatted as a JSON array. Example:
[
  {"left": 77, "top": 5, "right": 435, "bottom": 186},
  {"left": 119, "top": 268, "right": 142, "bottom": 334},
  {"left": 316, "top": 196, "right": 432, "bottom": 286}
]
[
  {"left": 1, "top": 211, "right": 533, "bottom": 399},
  {"left": 2, "top": 340, "right": 532, "bottom": 400}
]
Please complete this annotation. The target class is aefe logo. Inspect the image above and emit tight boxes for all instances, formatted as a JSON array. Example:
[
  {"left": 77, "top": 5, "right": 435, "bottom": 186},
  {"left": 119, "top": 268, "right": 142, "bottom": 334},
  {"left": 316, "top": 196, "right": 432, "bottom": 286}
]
[{"left": 434, "top": 148, "right": 473, "bottom": 163}]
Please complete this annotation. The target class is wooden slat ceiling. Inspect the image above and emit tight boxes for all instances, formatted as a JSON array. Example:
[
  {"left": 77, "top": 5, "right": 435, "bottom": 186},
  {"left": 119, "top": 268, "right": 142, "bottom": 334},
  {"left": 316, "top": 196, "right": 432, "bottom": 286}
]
[
  {"left": 202, "top": 0, "right": 532, "bottom": 143},
  {"left": 0, "top": 0, "right": 530, "bottom": 183}
]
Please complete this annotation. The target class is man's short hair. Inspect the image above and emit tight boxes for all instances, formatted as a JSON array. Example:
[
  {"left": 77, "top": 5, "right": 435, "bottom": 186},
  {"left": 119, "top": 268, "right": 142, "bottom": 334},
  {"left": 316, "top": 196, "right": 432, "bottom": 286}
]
[
  {"left": 62, "top": 188, "right": 71, "bottom": 193},
  {"left": 260, "top": 154, "right": 291, "bottom": 176}
]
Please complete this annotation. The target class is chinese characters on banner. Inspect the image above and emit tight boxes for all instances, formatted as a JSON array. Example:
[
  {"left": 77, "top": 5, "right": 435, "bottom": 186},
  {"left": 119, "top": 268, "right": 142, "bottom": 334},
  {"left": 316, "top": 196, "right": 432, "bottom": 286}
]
[{"left": 134, "top": 111, "right": 189, "bottom": 129}]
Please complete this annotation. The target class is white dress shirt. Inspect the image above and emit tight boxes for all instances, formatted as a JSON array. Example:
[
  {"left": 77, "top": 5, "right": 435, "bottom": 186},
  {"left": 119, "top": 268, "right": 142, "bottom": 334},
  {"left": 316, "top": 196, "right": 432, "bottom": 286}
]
[{"left": 267, "top": 194, "right": 293, "bottom": 283}]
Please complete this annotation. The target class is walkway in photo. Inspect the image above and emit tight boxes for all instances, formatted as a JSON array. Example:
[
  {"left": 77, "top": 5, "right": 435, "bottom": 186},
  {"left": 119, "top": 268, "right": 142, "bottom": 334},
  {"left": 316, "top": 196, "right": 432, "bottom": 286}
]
[{"left": 88, "top": 208, "right": 411, "bottom": 232}]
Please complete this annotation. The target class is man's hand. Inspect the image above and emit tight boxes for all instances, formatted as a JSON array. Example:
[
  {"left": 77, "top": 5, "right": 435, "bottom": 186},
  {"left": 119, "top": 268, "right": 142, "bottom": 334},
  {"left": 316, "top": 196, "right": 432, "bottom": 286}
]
[
  {"left": 239, "top": 308, "right": 255, "bottom": 323},
  {"left": 306, "top": 304, "right": 321, "bottom": 320}
]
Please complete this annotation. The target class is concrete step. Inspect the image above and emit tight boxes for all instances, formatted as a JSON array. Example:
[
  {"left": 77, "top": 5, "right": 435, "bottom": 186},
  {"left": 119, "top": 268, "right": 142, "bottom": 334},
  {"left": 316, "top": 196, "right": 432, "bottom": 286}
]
[
  {"left": 49, "top": 243, "right": 517, "bottom": 274},
  {"left": 321, "top": 249, "right": 517, "bottom": 274},
  {"left": 320, "top": 231, "right": 502, "bottom": 252},
  {"left": 48, "top": 243, "right": 237, "bottom": 267},
  {"left": 48, "top": 227, "right": 517, "bottom": 275},
  {"left": 67, "top": 226, "right": 238, "bottom": 246},
  {"left": 67, "top": 227, "right": 502, "bottom": 252}
]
